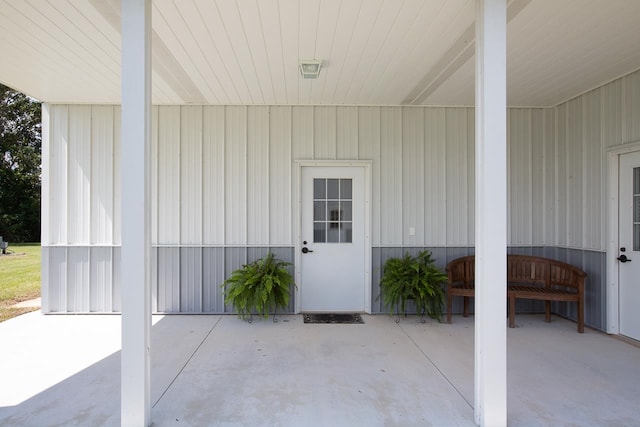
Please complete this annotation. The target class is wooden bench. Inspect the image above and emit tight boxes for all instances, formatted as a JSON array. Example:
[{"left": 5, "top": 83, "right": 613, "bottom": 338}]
[{"left": 445, "top": 255, "right": 586, "bottom": 333}]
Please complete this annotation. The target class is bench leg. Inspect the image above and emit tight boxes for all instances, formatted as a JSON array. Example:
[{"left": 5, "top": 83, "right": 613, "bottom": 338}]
[
  {"left": 447, "top": 292, "right": 453, "bottom": 324},
  {"left": 545, "top": 301, "right": 551, "bottom": 323},
  {"left": 463, "top": 297, "right": 469, "bottom": 317},
  {"left": 509, "top": 296, "right": 516, "bottom": 328},
  {"left": 578, "top": 298, "right": 584, "bottom": 333}
]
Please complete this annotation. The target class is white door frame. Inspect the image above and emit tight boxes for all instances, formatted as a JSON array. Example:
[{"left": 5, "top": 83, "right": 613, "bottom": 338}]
[
  {"left": 294, "top": 160, "right": 372, "bottom": 314},
  {"left": 605, "top": 141, "right": 640, "bottom": 334}
]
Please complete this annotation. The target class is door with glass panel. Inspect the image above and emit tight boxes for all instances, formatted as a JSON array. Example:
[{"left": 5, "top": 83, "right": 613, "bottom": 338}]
[
  {"left": 619, "top": 151, "right": 640, "bottom": 341},
  {"left": 300, "top": 166, "right": 365, "bottom": 312}
]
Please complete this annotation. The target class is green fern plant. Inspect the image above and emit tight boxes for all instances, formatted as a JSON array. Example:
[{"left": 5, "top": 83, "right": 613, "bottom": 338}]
[
  {"left": 379, "top": 250, "right": 447, "bottom": 321},
  {"left": 221, "top": 252, "right": 295, "bottom": 320}
]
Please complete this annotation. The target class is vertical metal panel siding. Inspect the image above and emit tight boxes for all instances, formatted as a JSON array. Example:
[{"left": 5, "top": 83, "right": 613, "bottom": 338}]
[
  {"left": 358, "top": 107, "right": 381, "bottom": 245},
  {"left": 225, "top": 106, "right": 247, "bottom": 245},
  {"left": 509, "top": 109, "right": 533, "bottom": 244},
  {"left": 566, "top": 98, "right": 584, "bottom": 248},
  {"left": 292, "top": 106, "right": 314, "bottom": 160},
  {"left": 50, "top": 105, "right": 68, "bottom": 244},
  {"left": 180, "top": 247, "right": 203, "bottom": 312},
  {"left": 402, "top": 108, "right": 425, "bottom": 245},
  {"left": 247, "top": 106, "right": 270, "bottom": 245},
  {"left": 623, "top": 71, "right": 640, "bottom": 142},
  {"left": 602, "top": 78, "right": 623, "bottom": 148},
  {"left": 41, "top": 106, "right": 51, "bottom": 246},
  {"left": 202, "top": 106, "right": 225, "bottom": 244},
  {"left": 90, "top": 247, "right": 113, "bottom": 312},
  {"left": 112, "top": 246, "right": 121, "bottom": 312},
  {"left": 113, "top": 107, "right": 122, "bottom": 246},
  {"left": 379, "top": 107, "right": 402, "bottom": 245},
  {"left": 583, "top": 91, "right": 602, "bottom": 250},
  {"left": 180, "top": 106, "right": 203, "bottom": 244},
  {"left": 67, "top": 247, "right": 90, "bottom": 312},
  {"left": 313, "top": 106, "right": 337, "bottom": 159},
  {"left": 90, "top": 106, "right": 114, "bottom": 245},
  {"left": 157, "top": 247, "right": 180, "bottom": 312},
  {"left": 555, "top": 104, "right": 568, "bottom": 246},
  {"left": 203, "top": 247, "right": 225, "bottom": 312},
  {"left": 530, "top": 109, "right": 545, "bottom": 245},
  {"left": 337, "top": 106, "right": 359, "bottom": 159},
  {"left": 48, "top": 247, "right": 67, "bottom": 312},
  {"left": 445, "top": 109, "right": 471, "bottom": 245},
  {"left": 543, "top": 109, "right": 556, "bottom": 245},
  {"left": 424, "top": 108, "right": 447, "bottom": 245},
  {"left": 158, "top": 106, "right": 181, "bottom": 244},
  {"left": 269, "top": 106, "right": 292, "bottom": 245},
  {"left": 67, "top": 106, "right": 92, "bottom": 244},
  {"left": 151, "top": 106, "right": 159, "bottom": 244}
]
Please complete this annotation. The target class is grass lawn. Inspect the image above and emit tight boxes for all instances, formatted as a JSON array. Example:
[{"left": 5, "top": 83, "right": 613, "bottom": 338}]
[{"left": 0, "top": 243, "right": 41, "bottom": 322}]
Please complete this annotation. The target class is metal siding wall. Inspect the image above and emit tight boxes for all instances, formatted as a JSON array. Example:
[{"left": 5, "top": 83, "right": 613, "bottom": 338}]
[
  {"left": 379, "top": 107, "right": 402, "bottom": 245},
  {"left": 90, "top": 106, "right": 114, "bottom": 245},
  {"left": 269, "top": 106, "right": 292, "bottom": 245},
  {"left": 67, "top": 106, "right": 91, "bottom": 244},
  {"left": 543, "top": 109, "right": 556, "bottom": 245},
  {"left": 555, "top": 104, "right": 568, "bottom": 247},
  {"left": 202, "top": 106, "right": 225, "bottom": 245},
  {"left": 602, "top": 78, "right": 624, "bottom": 148},
  {"left": 358, "top": 107, "right": 380, "bottom": 245},
  {"left": 157, "top": 247, "right": 180, "bottom": 312},
  {"left": 247, "top": 106, "right": 270, "bottom": 245},
  {"left": 292, "top": 106, "right": 314, "bottom": 160},
  {"left": 583, "top": 91, "right": 603, "bottom": 250},
  {"left": 158, "top": 106, "right": 181, "bottom": 244},
  {"left": 113, "top": 246, "right": 121, "bottom": 312},
  {"left": 225, "top": 106, "right": 247, "bottom": 245},
  {"left": 41, "top": 106, "right": 51, "bottom": 246},
  {"left": 337, "top": 106, "right": 359, "bottom": 159},
  {"left": 180, "top": 247, "right": 203, "bottom": 312},
  {"left": 566, "top": 98, "right": 583, "bottom": 248},
  {"left": 47, "top": 247, "right": 67, "bottom": 312},
  {"left": 203, "top": 247, "right": 225, "bottom": 312},
  {"left": 67, "top": 247, "right": 89, "bottom": 312},
  {"left": 424, "top": 108, "right": 447, "bottom": 246},
  {"left": 623, "top": 70, "right": 640, "bottom": 142},
  {"left": 50, "top": 105, "right": 68, "bottom": 244},
  {"left": 90, "top": 247, "right": 113, "bottom": 312},
  {"left": 151, "top": 106, "right": 159, "bottom": 244},
  {"left": 402, "top": 108, "right": 425, "bottom": 245},
  {"left": 509, "top": 109, "right": 533, "bottom": 245},
  {"left": 180, "top": 106, "right": 203, "bottom": 244},
  {"left": 113, "top": 107, "right": 121, "bottom": 246},
  {"left": 445, "top": 109, "right": 471, "bottom": 245},
  {"left": 313, "top": 106, "right": 337, "bottom": 159},
  {"left": 530, "top": 109, "right": 545, "bottom": 246}
]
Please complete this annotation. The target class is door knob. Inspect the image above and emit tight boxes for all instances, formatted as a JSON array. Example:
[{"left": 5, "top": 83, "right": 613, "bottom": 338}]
[
  {"left": 302, "top": 247, "right": 313, "bottom": 254},
  {"left": 617, "top": 254, "right": 631, "bottom": 263}
]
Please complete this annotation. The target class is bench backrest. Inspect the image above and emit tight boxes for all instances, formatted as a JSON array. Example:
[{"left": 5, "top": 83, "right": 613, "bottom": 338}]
[{"left": 446, "top": 255, "right": 586, "bottom": 291}]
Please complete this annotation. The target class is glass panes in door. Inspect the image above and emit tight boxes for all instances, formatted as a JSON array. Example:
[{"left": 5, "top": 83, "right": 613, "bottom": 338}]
[{"left": 313, "top": 178, "right": 353, "bottom": 243}]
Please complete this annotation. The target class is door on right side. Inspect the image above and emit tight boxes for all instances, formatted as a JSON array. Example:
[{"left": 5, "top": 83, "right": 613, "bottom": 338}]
[{"left": 619, "top": 151, "right": 640, "bottom": 341}]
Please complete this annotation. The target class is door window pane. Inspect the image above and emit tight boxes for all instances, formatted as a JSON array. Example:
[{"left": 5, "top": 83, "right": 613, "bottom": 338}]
[
  {"left": 327, "top": 179, "right": 340, "bottom": 199},
  {"left": 314, "top": 223, "right": 326, "bottom": 243},
  {"left": 311, "top": 177, "right": 353, "bottom": 243},
  {"left": 314, "top": 201, "right": 326, "bottom": 221},
  {"left": 314, "top": 179, "right": 326, "bottom": 199}
]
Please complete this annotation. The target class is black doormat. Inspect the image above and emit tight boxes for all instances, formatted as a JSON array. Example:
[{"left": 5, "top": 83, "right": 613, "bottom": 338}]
[{"left": 303, "top": 313, "right": 364, "bottom": 324}]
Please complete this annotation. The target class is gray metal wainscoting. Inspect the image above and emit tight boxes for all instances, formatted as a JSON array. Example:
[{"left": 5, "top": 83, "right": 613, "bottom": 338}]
[{"left": 371, "top": 246, "right": 606, "bottom": 331}]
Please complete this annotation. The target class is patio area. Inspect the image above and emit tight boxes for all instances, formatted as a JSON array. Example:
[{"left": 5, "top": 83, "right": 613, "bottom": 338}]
[{"left": 0, "top": 312, "right": 638, "bottom": 427}]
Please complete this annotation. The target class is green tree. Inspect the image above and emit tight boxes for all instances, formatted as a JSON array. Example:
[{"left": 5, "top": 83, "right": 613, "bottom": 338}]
[{"left": 0, "top": 84, "right": 41, "bottom": 242}]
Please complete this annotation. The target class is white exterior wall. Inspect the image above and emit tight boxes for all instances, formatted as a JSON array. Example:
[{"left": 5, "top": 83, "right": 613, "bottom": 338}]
[
  {"left": 43, "top": 94, "right": 640, "bottom": 250},
  {"left": 40, "top": 68, "right": 640, "bottom": 314}
]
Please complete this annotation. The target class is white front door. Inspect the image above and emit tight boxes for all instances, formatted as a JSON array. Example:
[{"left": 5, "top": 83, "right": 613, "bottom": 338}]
[
  {"left": 299, "top": 166, "right": 367, "bottom": 312},
  {"left": 619, "top": 151, "right": 640, "bottom": 341}
]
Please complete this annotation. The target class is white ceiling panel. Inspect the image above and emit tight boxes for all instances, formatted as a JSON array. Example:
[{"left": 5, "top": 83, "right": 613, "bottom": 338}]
[{"left": 1, "top": 0, "right": 639, "bottom": 107}]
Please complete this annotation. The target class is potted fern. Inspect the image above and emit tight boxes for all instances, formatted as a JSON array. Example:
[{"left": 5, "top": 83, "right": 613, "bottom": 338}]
[
  {"left": 221, "top": 252, "right": 295, "bottom": 322},
  {"left": 379, "top": 250, "right": 447, "bottom": 322}
]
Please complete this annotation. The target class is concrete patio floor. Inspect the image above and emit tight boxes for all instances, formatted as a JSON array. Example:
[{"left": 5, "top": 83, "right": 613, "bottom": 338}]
[{"left": 0, "top": 312, "right": 638, "bottom": 427}]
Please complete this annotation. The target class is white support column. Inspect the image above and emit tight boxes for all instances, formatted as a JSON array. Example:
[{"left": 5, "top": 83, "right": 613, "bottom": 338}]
[
  {"left": 120, "top": 0, "right": 152, "bottom": 426},
  {"left": 475, "top": 0, "right": 507, "bottom": 426}
]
